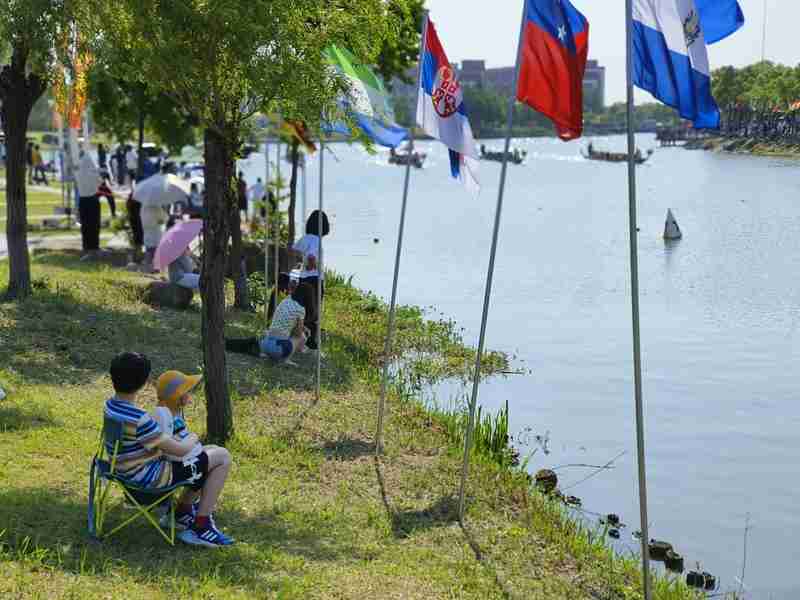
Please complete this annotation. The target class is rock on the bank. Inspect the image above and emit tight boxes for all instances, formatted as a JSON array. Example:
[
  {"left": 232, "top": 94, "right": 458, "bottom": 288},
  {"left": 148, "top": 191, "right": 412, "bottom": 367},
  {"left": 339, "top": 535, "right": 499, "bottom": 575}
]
[{"left": 143, "top": 281, "right": 194, "bottom": 310}]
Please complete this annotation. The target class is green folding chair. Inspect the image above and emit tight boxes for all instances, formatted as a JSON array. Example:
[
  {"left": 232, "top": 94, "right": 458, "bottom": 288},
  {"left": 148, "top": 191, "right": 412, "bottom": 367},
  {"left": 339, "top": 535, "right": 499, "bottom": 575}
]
[{"left": 88, "top": 415, "right": 191, "bottom": 545}]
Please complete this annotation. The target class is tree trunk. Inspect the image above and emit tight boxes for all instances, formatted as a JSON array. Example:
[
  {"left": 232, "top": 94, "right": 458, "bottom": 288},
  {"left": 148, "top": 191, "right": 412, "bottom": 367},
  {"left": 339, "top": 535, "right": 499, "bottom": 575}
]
[
  {"left": 287, "top": 140, "right": 300, "bottom": 246},
  {"left": 202, "top": 128, "right": 234, "bottom": 443},
  {"left": 0, "top": 49, "right": 46, "bottom": 300},
  {"left": 229, "top": 193, "right": 249, "bottom": 310}
]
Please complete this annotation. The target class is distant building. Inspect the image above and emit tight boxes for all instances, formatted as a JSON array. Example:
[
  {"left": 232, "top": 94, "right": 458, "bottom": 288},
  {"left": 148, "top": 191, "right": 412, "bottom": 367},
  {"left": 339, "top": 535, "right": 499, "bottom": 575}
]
[
  {"left": 459, "top": 60, "right": 487, "bottom": 87},
  {"left": 392, "top": 58, "right": 606, "bottom": 110},
  {"left": 583, "top": 60, "right": 606, "bottom": 109}
]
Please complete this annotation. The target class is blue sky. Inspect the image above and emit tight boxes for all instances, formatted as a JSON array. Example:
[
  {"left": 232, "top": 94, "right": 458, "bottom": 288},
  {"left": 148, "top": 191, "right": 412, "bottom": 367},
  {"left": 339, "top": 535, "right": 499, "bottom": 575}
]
[{"left": 425, "top": 0, "right": 796, "bottom": 104}]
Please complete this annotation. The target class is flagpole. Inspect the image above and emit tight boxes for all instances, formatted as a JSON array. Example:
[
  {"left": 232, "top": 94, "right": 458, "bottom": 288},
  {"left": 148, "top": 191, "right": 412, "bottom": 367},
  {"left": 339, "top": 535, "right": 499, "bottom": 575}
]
[
  {"left": 761, "top": 0, "right": 768, "bottom": 62},
  {"left": 625, "top": 1, "right": 652, "bottom": 598},
  {"left": 301, "top": 155, "right": 307, "bottom": 231},
  {"left": 264, "top": 138, "right": 271, "bottom": 322},
  {"left": 315, "top": 141, "right": 325, "bottom": 405},
  {"left": 375, "top": 10, "right": 430, "bottom": 456},
  {"left": 275, "top": 137, "right": 281, "bottom": 308},
  {"left": 457, "top": 4, "right": 526, "bottom": 521}
]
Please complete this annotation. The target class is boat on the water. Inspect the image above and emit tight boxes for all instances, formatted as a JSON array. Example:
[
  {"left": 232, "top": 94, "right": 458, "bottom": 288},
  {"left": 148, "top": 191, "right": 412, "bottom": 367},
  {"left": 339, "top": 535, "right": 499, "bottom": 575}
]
[
  {"left": 389, "top": 145, "right": 426, "bottom": 169},
  {"left": 480, "top": 144, "right": 527, "bottom": 165},
  {"left": 582, "top": 143, "right": 653, "bottom": 165}
]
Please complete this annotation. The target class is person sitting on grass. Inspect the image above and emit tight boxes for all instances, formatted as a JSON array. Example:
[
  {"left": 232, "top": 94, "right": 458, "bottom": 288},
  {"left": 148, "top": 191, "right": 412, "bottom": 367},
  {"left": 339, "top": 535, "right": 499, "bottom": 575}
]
[
  {"left": 266, "top": 271, "right": 297, "bottom": 322},
  {"left": 225, "top": 281, "right": 313, "bottom": 364},
  {"left": 105, "top": 353, "right": 234, "bottom": 548},
  {"left": 167, "top": 247, "right": 200, "bottom": 291}
]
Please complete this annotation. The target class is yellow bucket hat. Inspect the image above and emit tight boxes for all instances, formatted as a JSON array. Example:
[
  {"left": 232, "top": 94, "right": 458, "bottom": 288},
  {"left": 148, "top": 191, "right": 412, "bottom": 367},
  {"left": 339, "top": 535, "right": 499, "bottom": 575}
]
[{"left": 156, "top": 370, "right": 202, "bottom": 411}]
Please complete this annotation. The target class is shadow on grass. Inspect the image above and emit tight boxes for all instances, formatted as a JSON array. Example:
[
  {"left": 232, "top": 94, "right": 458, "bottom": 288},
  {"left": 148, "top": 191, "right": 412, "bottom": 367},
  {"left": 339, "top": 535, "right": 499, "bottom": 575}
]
[
  {"left": 1, "top": 252, "right": 354, "bottom": 394},
  {"left": 373, "top": 457, "right": 458, "bottom": 539},
  {"left": 0, "top": 485, "right": 362, "bottom": 592},
  {"left": 0, "top": 404, "right": 60, "bottom": 432},
  {"left": 319, "top": 437, "right": 375, "bottom": 461},
  {"left": 0, "top": 281, "right": 196, "bottom": 387}
]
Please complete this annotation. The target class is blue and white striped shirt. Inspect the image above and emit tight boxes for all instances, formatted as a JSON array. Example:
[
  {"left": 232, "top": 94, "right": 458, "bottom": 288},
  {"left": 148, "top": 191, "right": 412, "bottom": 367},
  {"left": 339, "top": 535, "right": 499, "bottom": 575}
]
[{"left": 104, "top": 398, "right": 171, "bottom": 488}]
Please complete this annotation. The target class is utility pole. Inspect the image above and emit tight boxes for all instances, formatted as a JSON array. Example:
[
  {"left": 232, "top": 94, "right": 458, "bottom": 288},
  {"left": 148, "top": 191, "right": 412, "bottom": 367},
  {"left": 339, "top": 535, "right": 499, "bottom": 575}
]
[{"left": 761, "top": 0, "right": 768, "bottom": 62}]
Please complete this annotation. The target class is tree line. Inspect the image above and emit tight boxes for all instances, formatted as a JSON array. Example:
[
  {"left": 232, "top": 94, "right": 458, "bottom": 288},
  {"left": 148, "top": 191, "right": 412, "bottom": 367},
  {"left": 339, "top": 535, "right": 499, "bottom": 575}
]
[
  {"left": 712, "top": 61, "right": 800, "bottom": 141},
  {"left": 393, "top": 85, "right": 683, "bottom": 138}
]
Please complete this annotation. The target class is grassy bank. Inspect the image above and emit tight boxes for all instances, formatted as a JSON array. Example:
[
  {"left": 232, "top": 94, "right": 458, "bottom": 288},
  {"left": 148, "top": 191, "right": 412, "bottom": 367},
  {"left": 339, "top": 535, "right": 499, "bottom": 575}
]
[
  {"left": 0, "top": 252, "right": 700, "bottom": 599},
  {"left": 685, "top": 135, "right": 800, "bottom": 158}
]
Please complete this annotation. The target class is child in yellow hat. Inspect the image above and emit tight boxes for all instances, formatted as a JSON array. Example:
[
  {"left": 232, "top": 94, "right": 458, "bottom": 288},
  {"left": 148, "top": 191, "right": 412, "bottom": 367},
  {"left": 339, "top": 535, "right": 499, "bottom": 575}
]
[{"left": 153, "top": 370, "right": 204, "bottom": 462}]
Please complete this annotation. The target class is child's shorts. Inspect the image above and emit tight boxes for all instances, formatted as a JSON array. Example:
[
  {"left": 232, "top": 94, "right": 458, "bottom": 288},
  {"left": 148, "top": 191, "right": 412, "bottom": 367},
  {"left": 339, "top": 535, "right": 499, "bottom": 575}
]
[
  {"left": 170, "top": 451, "right": 208, "bottom": 491},
  {"left": 259, "top": 336, "right": 293, "bottom": 361}
]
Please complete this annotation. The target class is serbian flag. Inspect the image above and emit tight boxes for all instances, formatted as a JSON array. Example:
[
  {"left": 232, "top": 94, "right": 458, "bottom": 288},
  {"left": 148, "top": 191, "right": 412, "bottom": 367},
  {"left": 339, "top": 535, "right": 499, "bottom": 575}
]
[
  {"left": 516, "top": 0, "right": 589, "bottom": 141},
  {"left": 417, "top": 20, "right": 480, "bottom": 194}
]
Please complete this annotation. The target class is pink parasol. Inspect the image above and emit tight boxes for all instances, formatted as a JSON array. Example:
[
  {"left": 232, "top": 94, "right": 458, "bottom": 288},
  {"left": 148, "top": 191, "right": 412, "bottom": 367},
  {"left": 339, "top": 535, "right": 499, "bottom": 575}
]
[{"left": 153, "top": 219, "right": 203, "bottom": 271}]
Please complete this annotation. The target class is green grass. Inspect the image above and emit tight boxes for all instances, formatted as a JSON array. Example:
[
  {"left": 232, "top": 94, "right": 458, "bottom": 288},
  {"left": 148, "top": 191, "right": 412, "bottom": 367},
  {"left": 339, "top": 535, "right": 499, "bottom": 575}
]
[{"left": 0, "top": 253, "right": 702, "bottom": 599}]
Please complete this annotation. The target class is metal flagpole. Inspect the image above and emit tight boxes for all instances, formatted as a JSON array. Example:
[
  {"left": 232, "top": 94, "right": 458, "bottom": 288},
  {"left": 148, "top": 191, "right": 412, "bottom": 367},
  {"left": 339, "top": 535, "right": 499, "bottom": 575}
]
[
  {"left": 315, "top": 141, "right": 325, "bottom": 404},
  {"left": 625, "top": 1, "right": 652, "bottom": 598},
  {"left": 457, "top": 4, "right": 526, "bottom": 522},
  {"left": 376, "top": 10, "right": 429, "bottom": 455},
  {"left": 301, "top": 155, "right": 307, "bottom": 232},
  {"left": 761, "top": 0, "right": 768, "bottom": 62},
  {"left": 264, "top": 139, "right": 271, "bottom": 322},
  {"left": 274, "top": 138, "right": 281, "bottom": 305}
]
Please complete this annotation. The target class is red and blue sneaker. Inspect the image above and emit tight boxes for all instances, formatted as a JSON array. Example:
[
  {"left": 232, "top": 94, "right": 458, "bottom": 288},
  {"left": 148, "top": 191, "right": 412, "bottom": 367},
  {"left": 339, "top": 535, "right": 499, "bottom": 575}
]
[{"left": 178, "top": 515, "right": 234, "bottom": 548}]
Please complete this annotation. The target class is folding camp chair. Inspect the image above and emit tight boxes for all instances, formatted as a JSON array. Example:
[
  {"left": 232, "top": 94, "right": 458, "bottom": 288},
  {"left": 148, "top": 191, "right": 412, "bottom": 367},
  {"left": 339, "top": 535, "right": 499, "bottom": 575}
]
[{"left": 88, "top": 415, "right": 191, "bottom": 545}]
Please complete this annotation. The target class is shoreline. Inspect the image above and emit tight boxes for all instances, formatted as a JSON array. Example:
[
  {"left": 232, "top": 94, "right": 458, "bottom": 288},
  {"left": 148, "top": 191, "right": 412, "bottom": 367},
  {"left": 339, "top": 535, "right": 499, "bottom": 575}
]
[
  {"left": 684, "top": 135, "right": 800, "bottom": 158},
  {"left": 0, "top": 249, "right": 700, "bottom": 599}
]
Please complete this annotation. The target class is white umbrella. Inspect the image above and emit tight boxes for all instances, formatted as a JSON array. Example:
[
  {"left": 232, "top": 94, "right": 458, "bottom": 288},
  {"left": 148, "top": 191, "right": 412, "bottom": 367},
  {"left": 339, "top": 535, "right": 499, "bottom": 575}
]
[{"left": 133, "top": 173, "right": 191, "bottom": 207}]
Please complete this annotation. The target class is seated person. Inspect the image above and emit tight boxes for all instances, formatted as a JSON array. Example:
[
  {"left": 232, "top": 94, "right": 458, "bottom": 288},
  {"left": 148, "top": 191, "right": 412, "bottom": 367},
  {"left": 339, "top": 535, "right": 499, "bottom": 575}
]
[
  {"left": 105, "top": 352, "right": 234, "bottom": 547},
  {"left": 225, "top": 282, "right": 313, "bottom": 363},
  {"left": 292, "top": 210, "right": 329, "bottom": 350},
  {"left": 168, "top": 247, "right": 199, "bottom": 290},
  {"left": 267, "top": 271, "right": 296, "bottom": 322},
  {"left": 151, "top": 370, "right": 205, "bottom": 463}
]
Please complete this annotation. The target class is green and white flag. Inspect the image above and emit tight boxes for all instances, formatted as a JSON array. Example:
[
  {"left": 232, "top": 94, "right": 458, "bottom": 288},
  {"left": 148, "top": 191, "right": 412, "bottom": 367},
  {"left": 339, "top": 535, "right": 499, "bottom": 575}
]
[{"left": 324, "top": 45, "right": 409, "bottom": 148}]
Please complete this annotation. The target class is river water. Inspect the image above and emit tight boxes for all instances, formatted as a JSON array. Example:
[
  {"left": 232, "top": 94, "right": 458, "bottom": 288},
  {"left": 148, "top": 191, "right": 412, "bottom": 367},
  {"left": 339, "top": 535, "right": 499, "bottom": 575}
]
[{"left": 242, "top": 135, "right": 800, "bottom": 599}]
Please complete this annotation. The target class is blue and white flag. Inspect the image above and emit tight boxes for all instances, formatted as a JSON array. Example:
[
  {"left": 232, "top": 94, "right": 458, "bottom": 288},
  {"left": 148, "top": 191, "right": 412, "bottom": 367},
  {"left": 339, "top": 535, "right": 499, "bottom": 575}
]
[
  {"left": 633, "top": 0, "right": 743, "bottom": 129},
  {"left": 696, "top": 0, "right": 744, "bottom": 45}
]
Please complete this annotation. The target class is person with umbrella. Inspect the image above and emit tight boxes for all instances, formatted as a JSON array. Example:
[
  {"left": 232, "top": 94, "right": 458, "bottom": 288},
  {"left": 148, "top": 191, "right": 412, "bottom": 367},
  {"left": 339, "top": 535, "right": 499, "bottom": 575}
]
[
  {"left": 153, "top": 218, "right": 203, "bottom": 290},
  {"left": 134, "top": 173, "right": 191, "bottom": 271}
]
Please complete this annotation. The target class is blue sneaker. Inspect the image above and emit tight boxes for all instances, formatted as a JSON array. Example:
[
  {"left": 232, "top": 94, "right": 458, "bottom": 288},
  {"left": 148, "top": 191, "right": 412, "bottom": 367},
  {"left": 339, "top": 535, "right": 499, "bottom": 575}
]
[
  {"left": 159, "top": 500, "right": 199, "bottom": 531},
  {"left": 178, "top": 516, "right": 234, "bottom": 548}
]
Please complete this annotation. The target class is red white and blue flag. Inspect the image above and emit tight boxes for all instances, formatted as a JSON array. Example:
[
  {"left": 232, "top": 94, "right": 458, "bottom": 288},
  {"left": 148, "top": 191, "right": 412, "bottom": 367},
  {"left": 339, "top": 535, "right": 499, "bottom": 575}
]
[
  {"left": 517, "top": 0, "right": 589, "bottom": 141},
  {"left": 417, "top": 20, "right": 480, "bottom": 195}
]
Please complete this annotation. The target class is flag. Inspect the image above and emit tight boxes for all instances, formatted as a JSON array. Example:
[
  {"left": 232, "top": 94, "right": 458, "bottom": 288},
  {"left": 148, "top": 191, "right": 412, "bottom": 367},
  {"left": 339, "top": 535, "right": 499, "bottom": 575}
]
[
  {"left": 417, "top": 20, "right": 480, "bottom": 194},
  {"left": 696, "top": 0, "right": 744, "bottom": 45},
  {"left": 282, "top": 121, "right": 317, "bottom": 154},
  {"left": 324, "top": 45, "right": 409, "bottom": 148},
  {"left": 633, "top": 0, "right": 738, "bottom": 129},
  {"left": 516, "top": 0, "right": 589, "bottom": 141}
]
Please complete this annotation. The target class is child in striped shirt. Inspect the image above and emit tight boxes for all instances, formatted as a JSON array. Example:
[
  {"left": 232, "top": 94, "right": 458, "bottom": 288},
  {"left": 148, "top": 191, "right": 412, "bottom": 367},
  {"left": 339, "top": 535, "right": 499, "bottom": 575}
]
[{"left": 105, "top": 353, "right": 235, "bottom": 548}]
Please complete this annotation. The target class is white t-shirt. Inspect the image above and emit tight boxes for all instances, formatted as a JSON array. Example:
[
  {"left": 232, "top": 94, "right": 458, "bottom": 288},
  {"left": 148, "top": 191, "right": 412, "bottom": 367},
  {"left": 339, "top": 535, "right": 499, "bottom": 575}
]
[
  {"left": 248, "top": 182, "right": 265, "bottom": 202},
  {"left": 126, "top": 150, "right": 138, "bottom": 171},
  {"left": 76, "top": 154, "right": 100, "bottom": 198},
  {"left": 151, "top": 406, "right": 203, "bottom": 462},
  {"left": 267, "top": 298, "right": 306, "bottom": 338},
  {"left": 293, "top": 234, "right": 322, "bottom": 279}
]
